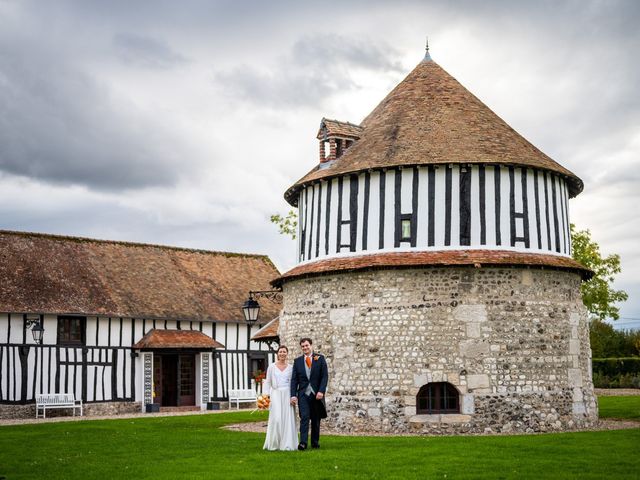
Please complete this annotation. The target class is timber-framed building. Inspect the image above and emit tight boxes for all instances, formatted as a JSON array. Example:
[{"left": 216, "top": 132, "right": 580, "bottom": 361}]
[{"left": 0, "top": 230, "right": 278, "bottom": 416}]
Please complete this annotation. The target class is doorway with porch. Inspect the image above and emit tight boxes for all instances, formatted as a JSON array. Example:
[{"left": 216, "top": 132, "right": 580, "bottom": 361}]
[{"left": 153, "top": 353, "right": 195, "bottom": 407}]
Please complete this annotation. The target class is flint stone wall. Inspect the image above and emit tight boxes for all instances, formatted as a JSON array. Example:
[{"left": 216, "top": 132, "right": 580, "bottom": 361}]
[
  {"left": 280, "top": 267, "right": 598, "bottom": 434},
  {"left": 0, "top": 401, "right": 141, "bottom": 420}
]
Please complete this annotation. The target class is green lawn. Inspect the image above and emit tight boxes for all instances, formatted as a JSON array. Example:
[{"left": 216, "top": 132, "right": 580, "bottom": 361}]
[
  {"left": 0, "top": 400, "right": 638, "bottom": 480},
  {"left": 599, "top": 395, "right": 640, "bottom": 420}
]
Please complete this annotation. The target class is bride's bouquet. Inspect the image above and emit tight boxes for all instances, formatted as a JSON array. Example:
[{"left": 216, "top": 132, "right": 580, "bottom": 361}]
[{"left": 257, "top": 394, "right": 270, "bottom": 410}]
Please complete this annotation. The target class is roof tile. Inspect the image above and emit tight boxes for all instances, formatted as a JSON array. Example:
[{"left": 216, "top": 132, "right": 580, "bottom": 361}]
[
  {"left": 317, "top": 118, "right": 364, "bottom": 139},
  {"left": 273, "top": 250, "right": 591, "bottom": 286},
  {"left": 0, "top": 230, "right": 280, "bottom": 321},
  {"left": 287, "top": 59, "right": 583, "bottom": 205},
  {"left": 251, "top": 316, "right": 279, "bottom": 341},
  {"left": 132, "top": 329, "right": 224, "bottom": 349}
]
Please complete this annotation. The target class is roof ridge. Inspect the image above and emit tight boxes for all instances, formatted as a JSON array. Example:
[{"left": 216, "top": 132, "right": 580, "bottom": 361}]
[
  {"left": 0, "top": 229, "right": 271, "bottom": 260},
  {"left": 322, "top": 117, "right": 363, "bottom": 127}
]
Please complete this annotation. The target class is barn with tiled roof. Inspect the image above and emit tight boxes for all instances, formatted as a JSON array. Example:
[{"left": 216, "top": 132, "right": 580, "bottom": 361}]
[{"left": 276, "top": 47, "right": 598, "bottom": 434}]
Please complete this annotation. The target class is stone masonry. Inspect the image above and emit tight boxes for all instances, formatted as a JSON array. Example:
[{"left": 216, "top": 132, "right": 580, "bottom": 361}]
[
  {"left": 279, "top": 266, "right": 598, "bottom": 434},
  {"left": 0, "top": 401, "right": 142, "bottom": 420}
]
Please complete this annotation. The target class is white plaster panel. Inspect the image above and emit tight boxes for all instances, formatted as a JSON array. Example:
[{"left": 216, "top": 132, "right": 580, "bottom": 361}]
[
  {"left": 449, "top": 165, "right": 460, "bottom": 247},
  {"left": 470, "top": 165, "right": 481, "bottom": 246}
]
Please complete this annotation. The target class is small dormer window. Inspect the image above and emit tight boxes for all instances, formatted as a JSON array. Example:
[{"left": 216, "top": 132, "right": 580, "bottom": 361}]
[{"left": 316, "top": 118, "right": 363, "bottom": 164}]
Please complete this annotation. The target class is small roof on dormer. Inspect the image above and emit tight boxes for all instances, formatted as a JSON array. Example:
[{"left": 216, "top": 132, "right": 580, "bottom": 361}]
[
  {"left": 316, "top": 118, "right": 363, "bottom": 140},
  {"left": 286, "top": 55, "right": 583, "bottom": 206}
]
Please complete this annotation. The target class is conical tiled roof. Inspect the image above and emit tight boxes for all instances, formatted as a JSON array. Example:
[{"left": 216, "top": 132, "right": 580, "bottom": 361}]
[{"left": 286, "top": 56, "right": 582, "bottom": 205}]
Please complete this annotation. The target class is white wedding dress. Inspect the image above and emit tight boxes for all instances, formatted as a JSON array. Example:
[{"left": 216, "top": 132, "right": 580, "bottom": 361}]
[{"left": 262, "top": 363, "right": 298, "bottom": 451}]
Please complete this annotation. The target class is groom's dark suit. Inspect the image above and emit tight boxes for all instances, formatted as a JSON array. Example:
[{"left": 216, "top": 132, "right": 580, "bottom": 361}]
[{"left": 290, "top": 353, "right": 328, "bottom": 448}]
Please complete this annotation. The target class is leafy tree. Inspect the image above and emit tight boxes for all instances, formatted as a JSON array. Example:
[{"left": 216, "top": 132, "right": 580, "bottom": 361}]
[
  {"left": 270, "top": 210, "right": 298, "bottom": 240},
  {"left": 589, "top": 318, "right": 640, "bottom": 358},
  {"left": 571, "top": 224, "right": 628, "bottom": 321},
  {"left": 589, "top": 319, "right": 625, "bottom": 358}
]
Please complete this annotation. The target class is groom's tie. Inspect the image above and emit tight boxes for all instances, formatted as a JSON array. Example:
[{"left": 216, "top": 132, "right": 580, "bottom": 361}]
[{"left": 305, "top": 356, "right": 312, "bottom": 368}]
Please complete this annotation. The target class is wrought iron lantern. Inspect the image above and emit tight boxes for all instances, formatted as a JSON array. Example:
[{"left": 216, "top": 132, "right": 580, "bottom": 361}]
[
  {"left": 242, "top": 295, "right": 261, "bottom": 325},
  {"left": 25, "top": 314, "right": 44, "bottom": 344},
  {"left": 241, "top": 290, "right": 283, "bottom": 325}
]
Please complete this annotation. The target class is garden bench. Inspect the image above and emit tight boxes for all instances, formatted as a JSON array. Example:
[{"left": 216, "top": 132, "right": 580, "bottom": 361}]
[
  {"left": 227, "top": 388, "right": 257, "bottom": 409},
  {"left": 36, "top": 393, "right": 83, "bottom": 419}
]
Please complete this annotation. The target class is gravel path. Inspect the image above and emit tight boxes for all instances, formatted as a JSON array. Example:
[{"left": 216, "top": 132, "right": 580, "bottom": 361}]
[
  {"left": 0, "top": 408, "right": 255, "bottom": 427},
  {"left": 223, "top": 418, "right": 640, "bottom": 436},
  {"left": 1, "top": 389, "right": 637, "bottom": 429},
  {"left": 595, "top": 388, "right": 640, "bottom": 396}
]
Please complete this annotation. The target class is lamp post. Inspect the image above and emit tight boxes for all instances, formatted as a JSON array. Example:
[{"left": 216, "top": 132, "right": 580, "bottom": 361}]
[
  {"left": 241, "top": 290, "right": 283, "bottom": 325},
  {"left": 25, "top": 314, "right": 44, "bottom": 344}
]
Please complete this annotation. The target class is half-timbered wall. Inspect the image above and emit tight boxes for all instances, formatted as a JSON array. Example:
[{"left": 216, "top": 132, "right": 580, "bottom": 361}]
[
  {"left": 0, "top": 313, "right": 274, "bottom": 404},
  {"left": 297, "top": 165, "right": 572, "bottom": 263}
]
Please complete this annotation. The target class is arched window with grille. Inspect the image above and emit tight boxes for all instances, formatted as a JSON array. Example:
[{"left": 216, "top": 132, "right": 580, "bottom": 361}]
[{"left": 416, "top": 382, "right": 460, "bottom": 414}]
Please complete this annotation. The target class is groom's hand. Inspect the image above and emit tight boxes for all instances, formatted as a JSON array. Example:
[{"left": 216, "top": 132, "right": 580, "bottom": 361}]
[
  {"left": 316, "top": 392, "right": 324, "bottom": 400},
  {"left": 290, "top": 396, "right": 297, "bottom": 406}
]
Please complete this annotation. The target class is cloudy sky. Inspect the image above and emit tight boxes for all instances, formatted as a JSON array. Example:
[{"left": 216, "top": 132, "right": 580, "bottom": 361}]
[{"left": 1, "top": 0, "right": 638, "bottom": 329}]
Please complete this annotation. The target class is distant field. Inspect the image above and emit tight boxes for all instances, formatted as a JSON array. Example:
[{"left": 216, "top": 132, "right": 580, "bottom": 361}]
[{"left": 0, "top": 399, "right": 638, "bottom": 480}]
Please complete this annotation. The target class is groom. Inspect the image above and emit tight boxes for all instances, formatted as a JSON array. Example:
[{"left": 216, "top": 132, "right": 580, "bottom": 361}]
[{"left": 290, "top": 337, "right": 328, "bottom": 450}]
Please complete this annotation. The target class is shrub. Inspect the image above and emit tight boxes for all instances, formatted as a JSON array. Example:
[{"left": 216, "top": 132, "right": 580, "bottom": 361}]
[{"left": 592, "top": 358, "right": 640, "bottom": 388}]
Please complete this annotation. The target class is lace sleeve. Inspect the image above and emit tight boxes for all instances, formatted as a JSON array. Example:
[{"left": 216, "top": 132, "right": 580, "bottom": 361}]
[{"left": 262, "top": 364, "right": 273, "bottom": 395}]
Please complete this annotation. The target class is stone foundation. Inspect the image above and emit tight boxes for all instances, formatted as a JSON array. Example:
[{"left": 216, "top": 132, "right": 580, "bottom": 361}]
[
  {"left": 0, "top": 401, "right": 141, "bottom": 420},
  {"left": 280, "top": 266, "right": 598, "bottom": 434}
]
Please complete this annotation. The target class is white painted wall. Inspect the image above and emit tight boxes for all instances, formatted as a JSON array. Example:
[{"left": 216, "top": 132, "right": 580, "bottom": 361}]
[
  {"left": 297, "top": 165, "right": 573, "bottom": 264},
  {"left": 0, "top": 314, "right": 274, "bottom": 404}
]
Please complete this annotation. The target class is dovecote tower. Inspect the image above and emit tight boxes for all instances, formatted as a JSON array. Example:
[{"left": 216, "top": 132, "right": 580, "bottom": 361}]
[{"left": 275, "top": 49, "right": 597, "bottom": 434}]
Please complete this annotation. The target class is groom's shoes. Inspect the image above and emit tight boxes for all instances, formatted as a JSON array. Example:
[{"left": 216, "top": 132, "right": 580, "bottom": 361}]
[
  {"left": 298, "top": 443, "right": 307, "bottom": 451},
  {"left": 311, "top": 443, "right": 320, "bottom": 449}
]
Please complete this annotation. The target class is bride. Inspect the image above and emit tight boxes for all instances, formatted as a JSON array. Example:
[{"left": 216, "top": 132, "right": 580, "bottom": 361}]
[{"left": 262, "top": 345, "right": 298, "bottom": 451}]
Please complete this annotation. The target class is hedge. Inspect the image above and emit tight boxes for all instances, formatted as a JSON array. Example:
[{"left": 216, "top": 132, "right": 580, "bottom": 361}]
[{"left": 592, "top": 358, "right": 640, "bottom": 376}]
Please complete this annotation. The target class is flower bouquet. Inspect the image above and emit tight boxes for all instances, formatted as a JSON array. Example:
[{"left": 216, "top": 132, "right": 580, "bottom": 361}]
[{"left": 256, "top": 394, "right": 270, "bottom": 410}]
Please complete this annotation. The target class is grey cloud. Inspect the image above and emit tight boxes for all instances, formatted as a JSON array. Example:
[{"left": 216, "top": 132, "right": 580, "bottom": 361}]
[
  {"left": 291, "top": 35, "right": 404, "bottom": 73},
  {"left": 0, "top": 43, "right": 192, "bottom": 190},
  {"left": 214, "top": 64, "right": 355, "bottom": 108},
  {"left": 113, "top": 33, "right": 188, "bottom": 69},
  {"left": 214, "top": 35, "right": 402, "bottom": 108}
]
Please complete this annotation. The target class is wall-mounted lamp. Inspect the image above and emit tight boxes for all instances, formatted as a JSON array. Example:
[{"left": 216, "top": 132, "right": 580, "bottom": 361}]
[
  {"left": 25, "top": 314, "right": 44, "bottom": 345},
  {"left": 241, "top": 290, "right": 283, "bottom": 326}
]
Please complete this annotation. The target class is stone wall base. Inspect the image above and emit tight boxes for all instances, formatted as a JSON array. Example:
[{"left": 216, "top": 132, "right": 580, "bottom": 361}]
[
  {"left": 280, "top": 267, "right": 598, "bottom": 435},
  {"left": 0, "top": 401, "right": 141, "bottom": 420},
  {"left": 326, "top": 390, "right": 597, "bottom": 435}
]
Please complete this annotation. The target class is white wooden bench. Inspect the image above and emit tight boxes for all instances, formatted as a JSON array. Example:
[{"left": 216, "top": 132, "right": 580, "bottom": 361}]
[
  {"left": 36, "top": 393, "right": 83, "bottom": 419},
  {"left": 227, "top": 388, "right": 257, "bottom": 409}
]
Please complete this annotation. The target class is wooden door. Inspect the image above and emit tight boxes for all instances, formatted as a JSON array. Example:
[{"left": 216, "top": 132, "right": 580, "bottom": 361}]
[
  {"left": 153, "top": 355, "right": 163, "bottom": 405},
  {"left": 162, "top": 354, "right": 178, "bottom": 406},
  {"left": 179, "top": 354, "right": 195, "bottom": 406}
]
